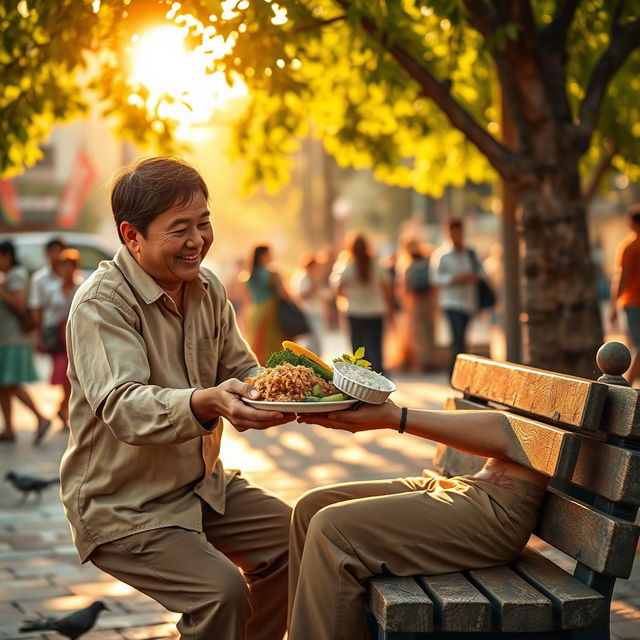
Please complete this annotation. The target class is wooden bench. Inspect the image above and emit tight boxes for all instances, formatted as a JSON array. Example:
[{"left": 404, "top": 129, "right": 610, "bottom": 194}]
[{"left": 366, "top": 341, "right": 640, "bottom": 640}]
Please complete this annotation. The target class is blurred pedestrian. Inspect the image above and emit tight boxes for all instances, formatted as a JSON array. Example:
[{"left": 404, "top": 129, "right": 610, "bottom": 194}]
[
  {"left": 245, "top": 244, "right": 289, "bottom": 365},
  {"left": 431, "top": 218, "right": 486, "bottom": 375},
  {"left": 331, "top": 232, "right": 395, "bottom": 374},
  {"left": 291, "top": 252, "right": 327, "bottom": 356},
  {"left": 397, "top": 238, "right": 436, "bottom": 372},
  {"left": 39, "top": 248, "right": 83, "bottom": 430},
  {"left": 29, "top": 236, "right": 67, "bottom": 351},
  {"left": 0, "top": 240, "right": 50, "bottom": 443},
  {"left": 610, "top": 204, "right": 640, "bottom": 386},
  {"left": 318, "top": 245, "right": 339, "bottom": 331}
]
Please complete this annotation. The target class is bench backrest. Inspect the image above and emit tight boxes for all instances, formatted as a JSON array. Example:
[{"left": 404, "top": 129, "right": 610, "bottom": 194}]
[{"left": 447, "top": 344, "right": 640, "bottom": 590}]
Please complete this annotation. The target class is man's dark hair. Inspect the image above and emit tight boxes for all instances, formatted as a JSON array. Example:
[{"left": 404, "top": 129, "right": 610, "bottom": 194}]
[
  {"left": 0, "top": 240, "right": 18, "bottom": 266},
  {"left": 628, "top": 204, "right": 640, "bottom": 226},
  {"left": 109, "top": 156, "right": 209, "bottom": 243},
  {"left": 46, "top": 237, "right": 66, "bottom": 252},
  {"left": 447, "top": 217, "right": 463, "bottom": 231}
]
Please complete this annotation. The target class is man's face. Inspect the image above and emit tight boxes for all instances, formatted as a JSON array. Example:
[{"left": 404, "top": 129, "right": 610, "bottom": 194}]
[
  {"left": 47, "top": 244, "right": 64, "bottom": 269},
  {"left": 126, "top": 190, "right": 213, "bottom": 291},
  {"left": 448, "top": 224, "right": 463, "bottom": 246}
]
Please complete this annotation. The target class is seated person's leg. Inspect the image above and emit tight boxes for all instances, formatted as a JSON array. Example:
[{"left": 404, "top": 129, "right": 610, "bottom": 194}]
[
  {"left": 289, "top": 475, "right": 542, "bottom": 640},
  {"left": 202, "top": 474, "right": 292, "bottom": 640},
  {"left": 289, "top": 477, "right": 426, "bottom": 626},
  {"left": 91, "top": 527, "right": 251, "bottom": 640}
]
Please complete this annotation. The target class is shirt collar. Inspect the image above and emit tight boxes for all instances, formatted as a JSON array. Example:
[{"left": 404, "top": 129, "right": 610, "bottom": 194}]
[{"left": 114, "top": 246, "right": 208, "bottom": 305}]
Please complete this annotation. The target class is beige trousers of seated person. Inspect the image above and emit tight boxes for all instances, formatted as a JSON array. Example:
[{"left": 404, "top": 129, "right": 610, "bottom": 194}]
[
  {"left": 288, "top": 472, "right": 545, "bottom": 640},
  {"left": 90, "top": 475, "right": 291, "bottom": 640}
]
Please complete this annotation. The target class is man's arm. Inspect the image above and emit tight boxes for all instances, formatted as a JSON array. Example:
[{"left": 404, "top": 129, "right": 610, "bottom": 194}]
[
  {"left": 69, "top": 298, "right": 215, "bottom": 445},
  {"left": 298, "top": 401, "right": 512, "bottom": 461},
  {"left": 69, "top": 298, "right": 287, "bottom": 444}
]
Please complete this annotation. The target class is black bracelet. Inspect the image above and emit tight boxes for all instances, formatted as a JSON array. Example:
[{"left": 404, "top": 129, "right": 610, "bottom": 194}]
[{"left": 398, "top": 407, "right": 408, "bottom": 433}]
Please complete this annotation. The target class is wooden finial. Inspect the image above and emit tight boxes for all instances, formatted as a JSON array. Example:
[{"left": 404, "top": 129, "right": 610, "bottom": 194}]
[{"left": 596, "top": 341, "right": 631, "bottom": 386}]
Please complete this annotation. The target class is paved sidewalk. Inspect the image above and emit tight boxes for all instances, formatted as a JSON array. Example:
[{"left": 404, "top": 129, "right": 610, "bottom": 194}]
[{"left": 1, "top": 371, "right": 639, "bottom": 639}]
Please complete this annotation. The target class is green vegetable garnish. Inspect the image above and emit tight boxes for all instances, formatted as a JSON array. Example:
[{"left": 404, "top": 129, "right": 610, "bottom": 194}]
[
  {"left": 318, "top": 393, "right": 349, "bottom": 402},
  {"left": 302, "top": 392, "right": 349, "bottom": 403},
  {"left": 266, "top": 349, "right": 334, "bottom": 381},
  {"left": 333, "top": 346, "right": 371, "bottom": 370}
]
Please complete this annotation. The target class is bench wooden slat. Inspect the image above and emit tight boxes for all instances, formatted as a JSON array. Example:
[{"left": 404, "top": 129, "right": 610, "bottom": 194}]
[
  {"left": 443, "top": 397, "right": 640, "bottom": 505},
  {"left": 368, "top": 576, "right": 433, "bottom": 633},
  {"left": 466, "top": 565, "right": 553, "bottom": 631},
  {"left": 511, "top": 547, "right": 608, "bottom": 629},
  {"left": 535, "top": 489, "right": 639, "bottom": 577},
  {"left": 418, "top": 573, "right": 491, "bottom": 632},
  {"left": 571, "top": 437, "right": 640, "bottom": 504},
  {"left": 599, "top": 384, "right": 640, "bottom": 439},
  {"left": 451, "top": 355, "right": 608, "bottom": 431},
  {"left": 443, "top": 397, "right": 578, "bottom": 479}
]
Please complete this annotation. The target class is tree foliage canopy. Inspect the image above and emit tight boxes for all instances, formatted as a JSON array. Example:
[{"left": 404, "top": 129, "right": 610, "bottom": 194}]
[{"left": 1, "top": 0, "right": 639, "bottom": 197}]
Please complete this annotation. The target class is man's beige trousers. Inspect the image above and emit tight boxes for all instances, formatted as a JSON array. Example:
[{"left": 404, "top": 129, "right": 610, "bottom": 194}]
[
  {"left": 91, "top": 474, "right": 291, "bottom": 640},
  {"left": 288, "top": 473, "right": 545, "bottom": 640}
]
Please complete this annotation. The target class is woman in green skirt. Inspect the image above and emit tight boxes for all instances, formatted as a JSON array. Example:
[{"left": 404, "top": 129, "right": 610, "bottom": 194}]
[
  {"left": 244, "top": 244, "right": 289, "bottom": 365},
  {"left": 0, "top": 241, "right": 50, "bottom": 443}
]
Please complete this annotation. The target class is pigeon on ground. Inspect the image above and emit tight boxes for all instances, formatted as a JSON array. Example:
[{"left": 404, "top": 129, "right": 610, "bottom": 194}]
[
  {"left": 19, "top": 601, "right": 109, "bottom": 639},
  {"left": 5, "top": 471, "right": 60, "bottom": 501}
]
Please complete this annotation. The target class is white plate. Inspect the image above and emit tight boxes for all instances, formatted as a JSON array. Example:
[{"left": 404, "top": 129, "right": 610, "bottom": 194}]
[{"left": 243, "top": 398, "right": 359, "bottom": 413}]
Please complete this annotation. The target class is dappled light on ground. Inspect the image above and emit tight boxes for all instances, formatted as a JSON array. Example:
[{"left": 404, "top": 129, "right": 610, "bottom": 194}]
[
  {"left": 278, "top": 431, "right": 315, "bottom": 457},
  {"left": 219, "top": 430, "right": 278, "bottom": 473},
  {"left": 70, "top": 581, "right": 136, "bottom": 597}
]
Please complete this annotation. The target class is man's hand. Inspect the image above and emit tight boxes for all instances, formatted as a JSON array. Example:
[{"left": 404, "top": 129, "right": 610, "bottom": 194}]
[
  {"left": 609, "top": 306, "right": 618, "bottom": 329},
  {"left": 191, "top": 379, "right": 293, "bottom": 432},
  {"left": 296, "top": 400, "right": 400, "bottom": 433}
]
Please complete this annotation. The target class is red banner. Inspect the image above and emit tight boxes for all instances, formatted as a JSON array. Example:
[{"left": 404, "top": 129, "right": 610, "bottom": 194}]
[
  {"left": 0, "top": 179, "right": 22, "bottom": 225},
  {"left": 57, "top": 150, "right": 96, "bottom": 229}
]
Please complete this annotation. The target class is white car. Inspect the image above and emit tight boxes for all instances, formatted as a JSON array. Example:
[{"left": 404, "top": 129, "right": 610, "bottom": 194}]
[{"left": 0, "top": 231, "right": 117, "bottom": 279}]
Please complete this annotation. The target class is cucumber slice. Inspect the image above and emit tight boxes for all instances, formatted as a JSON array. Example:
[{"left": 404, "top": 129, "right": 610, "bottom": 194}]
[{"left": 318, "top": 393, "right": 349, "bottom": 402}]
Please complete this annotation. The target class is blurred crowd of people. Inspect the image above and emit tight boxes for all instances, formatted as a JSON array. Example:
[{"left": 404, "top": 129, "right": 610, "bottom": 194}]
[
  {"left": 227, "top": 218, "right": 499, "bottom": 378},
  {"left": 0, "top": 237, "right": 82, "bottom": 443},
  {"left": 3, "top": 203, "right": 638, "bottom": 445}
]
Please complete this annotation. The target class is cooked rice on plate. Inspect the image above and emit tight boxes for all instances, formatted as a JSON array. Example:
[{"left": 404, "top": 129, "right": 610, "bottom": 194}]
[{"left": 245, "top": 363, "right": 338, "bottom": 402}]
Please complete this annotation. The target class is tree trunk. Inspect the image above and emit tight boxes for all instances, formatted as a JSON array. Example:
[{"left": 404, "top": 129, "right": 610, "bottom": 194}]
[{"left": 514, "top": 166, "right": 603, "bottom": 378}]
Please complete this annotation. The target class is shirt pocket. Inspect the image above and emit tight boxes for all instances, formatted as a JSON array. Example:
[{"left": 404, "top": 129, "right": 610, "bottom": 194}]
[{"left": 197, "top": 336, "right": 219, "bottom": 388}]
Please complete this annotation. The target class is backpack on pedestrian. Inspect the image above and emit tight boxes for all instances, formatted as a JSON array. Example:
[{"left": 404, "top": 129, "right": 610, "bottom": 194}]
[{"left": 405, "top": 257, "right": 431, "bottom": 294}]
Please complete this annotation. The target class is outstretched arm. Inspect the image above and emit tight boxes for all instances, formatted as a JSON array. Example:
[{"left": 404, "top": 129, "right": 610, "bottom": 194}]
[{"left": 297, "top": 401, "right": 511, "bottom": 460}]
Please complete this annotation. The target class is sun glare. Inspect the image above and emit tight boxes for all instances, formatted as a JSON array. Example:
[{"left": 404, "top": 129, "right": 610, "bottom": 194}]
[{"left": 130, "top": 23, "right": 246, "bottom": 140}]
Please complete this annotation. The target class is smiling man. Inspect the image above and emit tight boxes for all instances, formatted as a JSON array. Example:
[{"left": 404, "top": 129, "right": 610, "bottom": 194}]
[{"left": 60, "top": 157, "right": 292, "bottom": 640}]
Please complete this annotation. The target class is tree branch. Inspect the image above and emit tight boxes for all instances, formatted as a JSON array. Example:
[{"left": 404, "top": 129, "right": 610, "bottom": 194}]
[
  {"left": 577, "top": 17, "right": 640, "bottom": 152},
  {"left": 292, "top": 15, "right": 346, "bottom": 35},
  {"left": 539, "top": 0, "right": 580, "bottom": 45},
  {"left": 582, "top": 143, "right": 617, "bottom": 203},
  {"left": 462, "top": 0, "right": 532, "bottom": 152},
  {"left": 537, "top": 0, "right": 579, "bottom": 124},
  {"left": 334, "top": 0, "right": 526, "bottom": 180},
  {"left": 461, "top": 0, "right": 498, "bottom": 38}
]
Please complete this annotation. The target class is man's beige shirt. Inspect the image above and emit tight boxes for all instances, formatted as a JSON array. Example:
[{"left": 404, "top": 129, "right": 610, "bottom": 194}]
[{"left": 60, "top": 247, "right": 260, "bottom": 562}]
